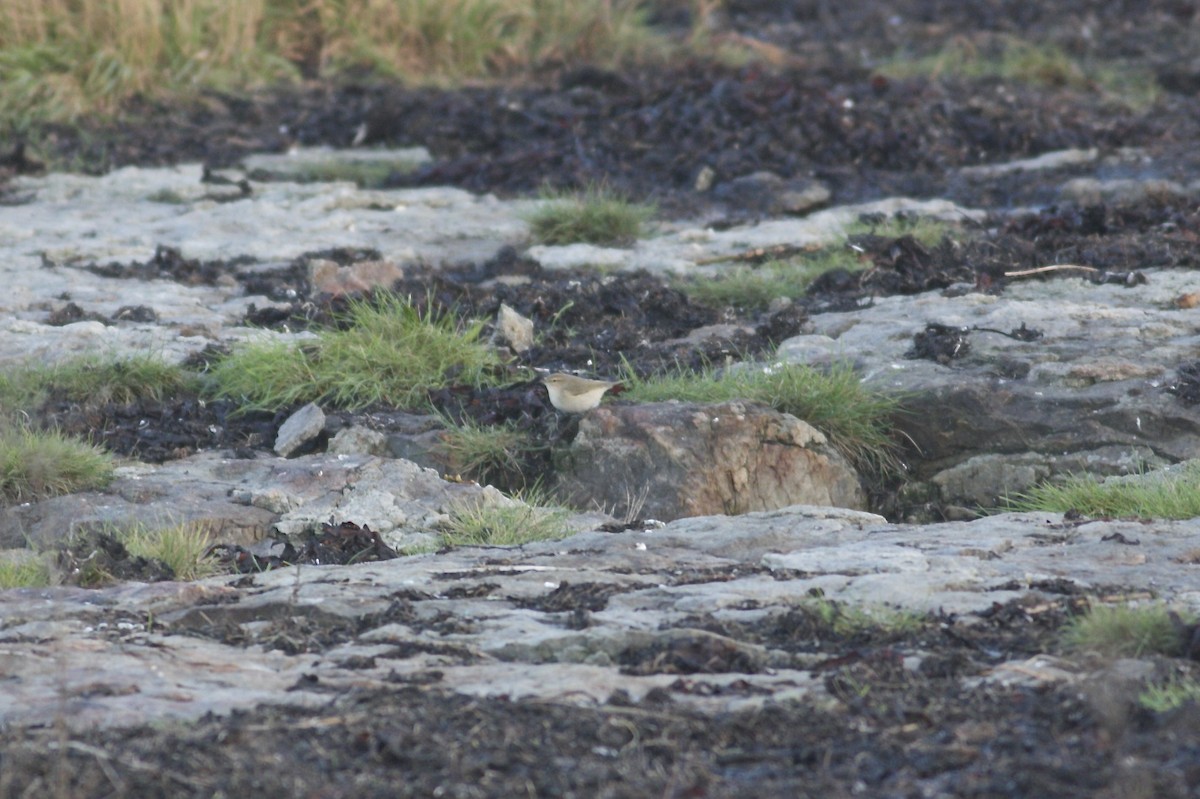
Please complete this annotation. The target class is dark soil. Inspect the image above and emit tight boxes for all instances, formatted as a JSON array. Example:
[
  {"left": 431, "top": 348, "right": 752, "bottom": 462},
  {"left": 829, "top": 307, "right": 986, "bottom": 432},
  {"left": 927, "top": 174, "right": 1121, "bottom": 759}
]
[{"left": 6, "top": 0, "right": 1200, "bottom": 795}]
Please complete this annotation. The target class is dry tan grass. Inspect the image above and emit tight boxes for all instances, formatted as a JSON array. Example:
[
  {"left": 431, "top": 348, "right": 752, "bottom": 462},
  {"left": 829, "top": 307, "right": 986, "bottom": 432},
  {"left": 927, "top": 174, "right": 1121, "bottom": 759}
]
[{"left": 0, "top": 0, "right": 657, "bottom": 122}]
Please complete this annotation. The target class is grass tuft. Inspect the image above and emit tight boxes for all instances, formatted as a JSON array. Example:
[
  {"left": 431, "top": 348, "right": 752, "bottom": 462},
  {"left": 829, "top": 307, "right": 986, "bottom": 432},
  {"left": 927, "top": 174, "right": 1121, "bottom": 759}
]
[
  {"left": 679, "top": 214, "right": 962, "bottom": 312},
  {"left": 436, "top": 417, "right": 538, "bottom": 490},
  {"left": 0, "top": 0, "right": 656, "bottom": 125},
  {"left": 1140, "top": 676, "right": 1200, "bottom": 713},
  {"left": 845, "top": 214, "right": 960, "bottom": 246},
  {"left": 43, "top": 355, "right": 193, "bottom": 405},
  {"left": 623, "top": 362, "right": 900, "bottom": 474},
  {"left": 1005, "top": 465, "right": 1200, "bottom": 520},
  {"left": 0, "top": 553, "right": 53, "bottom": 589},
  {"left": 1063, "top": 603, "right": 1188, "bottom": 659},
  {"left": 442, "top": 490, "right": 572, "bottom": 547},
  {"left": 526, "top": 185, "right": 655, "bottom": 247},
  {"left": 209, "top": 292, "right": 503, "bottom": 411},
  {"left": 0, "top": 1, "right": 295, "bottom": 125},
  {"left": 0, "top": 354, "right": 192, "bottom": 415},
  {"left": 0, "top": 424, "right": 113, "bottom": 503},
  {"left": 680, "top": 249, "right": 865, "bottom": 311},
  {"left": 317, "top": 0, "right": 655, "bottom": 82},
  {"left": 121, "top": 521, "right": 220, "bottom": 581}
]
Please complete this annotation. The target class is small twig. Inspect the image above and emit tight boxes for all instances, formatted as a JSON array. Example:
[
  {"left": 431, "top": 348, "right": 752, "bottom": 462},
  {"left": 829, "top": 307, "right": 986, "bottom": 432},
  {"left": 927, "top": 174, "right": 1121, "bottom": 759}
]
[{"left": 1003, "top": 264, "right": 1098, "bottom": 278}]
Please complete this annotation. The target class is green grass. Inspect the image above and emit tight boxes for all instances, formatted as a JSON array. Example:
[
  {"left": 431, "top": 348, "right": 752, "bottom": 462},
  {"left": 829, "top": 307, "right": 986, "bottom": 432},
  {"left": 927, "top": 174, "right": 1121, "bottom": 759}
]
[
  {"left": 845, "top": 214, "right": 960, "bottom": 247},
  {"left": 41, "top": 355, "right": 192, "bottom": 405},
  {"left": 622, "top": 362, "right": 900, "bottom": 474},
  {"left": 1006, "top": 465, "right": 1200, "bottom": 520},
  {"left": 0, "top": 424, "right": 113, "bottom": 503},
  {"left": 121, "top": 522, "right": 219, "bottom": 581},
  {"left": 1063, "top": 604, "right": 1188, "bottom": 659},
  {"left": 0, "top": 369, "right": 43, "bottom": 416},
  {"left": 680, "top": 248, "right": 865, "bottom": 311},
  {"left": 0, "top": 1, "right": 294, "bottom": 125},
  {"left": 436, "top": 417, "right": 539, "bottom": 489},
  {"left": 0, "top": 522, "right": 218, "bottom": 590},
  {"left": 526, "top": 185, "right": 656, "bottom": 247},
  {"left": 0, "top": 354, "right": 192, "bottom": 415},
  {"left": 1140, "top": 676, "right": 1200, "bottom": 713},
  {"left": 878, "top": 35, "right": 1159, "bottom": 109},
  {"left": 0, "top": 553, "right": 52, "bottom": 589},
  {"left": 208, "top": 292, "right": 503, "bottom": 412},
  {"left": 0, "top": 0, "right": 656, "bottom": 126},
  {"left": 146, "top": 188, "right": 188, "bottom": 204},
  {"left": 441, "top": 491, "right": 572, "bottom": 547}
]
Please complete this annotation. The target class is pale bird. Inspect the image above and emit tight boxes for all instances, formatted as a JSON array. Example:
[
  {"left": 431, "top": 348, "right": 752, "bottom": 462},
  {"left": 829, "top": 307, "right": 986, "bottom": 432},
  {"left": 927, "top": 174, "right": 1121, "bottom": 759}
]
[{"left": 541, "top": 373, "right": 620, "bottom": 413}]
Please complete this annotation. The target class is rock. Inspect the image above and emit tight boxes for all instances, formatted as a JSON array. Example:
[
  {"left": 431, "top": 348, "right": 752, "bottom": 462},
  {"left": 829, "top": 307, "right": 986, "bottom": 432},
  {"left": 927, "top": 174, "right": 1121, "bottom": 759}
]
[
  {"left": 554, "top": 400, "right": 864, "bottom": 521},
  {"left": 386, "top": 429, "right": 450, "bottom": 471},
  {"left": 274, "top": 402, "right": 326, "bottom": 457},
  {"left": 1059, "top": 177, "right": 1190, "bottom": 206},
  {"left": 0, "top": 452, "right": 521, "bottom": 553},
  {"left": 713, "top": 170, "right": 784, "bottom": 212},
  {"left": 242, "top": 146, "right": 432, "bottom": 183},
  {"left": 4, "top": 505, "right": 1200, "bottom": 731},
  {"left": 7, "top": 158, "right": 1200, "bottom": 546},
  {"left": 959, "top": 147, "right": 1099, "bottom": 178},
  {"left": 527, "top": 197, "right": 983, "bottom": 275},
  {"left": 527, "top": 242, "right": 631, "bottom": 272},
  {"left": 327, "top": 425, "right": 390, "bottom": 456},
  {"left": 492, "top": 303, "right": 534, "bottom": 353},
  {"left": 783, "top": 267, "right": 1200, "bottom": 516},
  {"left": 711, "top": 171, "right": 831, "bottom": 216},
  {"left": 326, "top": 411, "right": 447, "bottom": 469},
  {"left": 779, "top": 180, "right": 831, "bottom": 214},
  {"left": 0, "top": 457, "right": 278, "bottom": 549},
  {"left": 928, "top": 447, "right": 1164, "bottom": 508},
  {"left": 267, "top": 456, "right": 512, "bottom": 549},
  {"left": 0, "top": 165, "right": 530, "bottom": 284},
  {"left": 307, "top": 258, "right": 406, "bottom": 297}
]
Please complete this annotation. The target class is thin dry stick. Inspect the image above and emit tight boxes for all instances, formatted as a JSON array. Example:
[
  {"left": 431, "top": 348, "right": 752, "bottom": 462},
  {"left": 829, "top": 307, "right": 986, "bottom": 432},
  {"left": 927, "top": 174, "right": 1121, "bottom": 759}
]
[{"left": 1004, "top": 264, "right": 1099, "bottom": 278}]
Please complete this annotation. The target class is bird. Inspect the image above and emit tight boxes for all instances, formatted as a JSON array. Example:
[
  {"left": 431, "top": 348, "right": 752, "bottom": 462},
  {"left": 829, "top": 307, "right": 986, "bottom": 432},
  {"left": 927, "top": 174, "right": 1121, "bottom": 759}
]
[{"left": 541, "top": 373, "right": 620, "bottom": 413}]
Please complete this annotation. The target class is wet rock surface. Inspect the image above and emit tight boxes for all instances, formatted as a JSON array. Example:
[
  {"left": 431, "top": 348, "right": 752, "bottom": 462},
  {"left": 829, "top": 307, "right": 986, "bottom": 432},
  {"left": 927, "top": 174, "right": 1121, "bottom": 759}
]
[{"left": 5, "top": 0, "right": 1200, "bottom": 795}]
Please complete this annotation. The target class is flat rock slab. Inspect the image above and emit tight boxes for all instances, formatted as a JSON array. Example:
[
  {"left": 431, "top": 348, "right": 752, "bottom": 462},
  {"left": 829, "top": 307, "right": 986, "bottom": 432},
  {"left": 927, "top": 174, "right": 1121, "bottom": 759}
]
[{"left": 2, "top": 506, "right": 1197, "bottom": 730}]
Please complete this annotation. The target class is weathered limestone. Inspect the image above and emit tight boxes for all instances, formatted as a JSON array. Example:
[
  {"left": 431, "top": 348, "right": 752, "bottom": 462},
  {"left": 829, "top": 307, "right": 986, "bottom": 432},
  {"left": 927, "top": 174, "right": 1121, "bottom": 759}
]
[{"left": 2, "top": 505, "right": 1198, "bottom": 731}]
